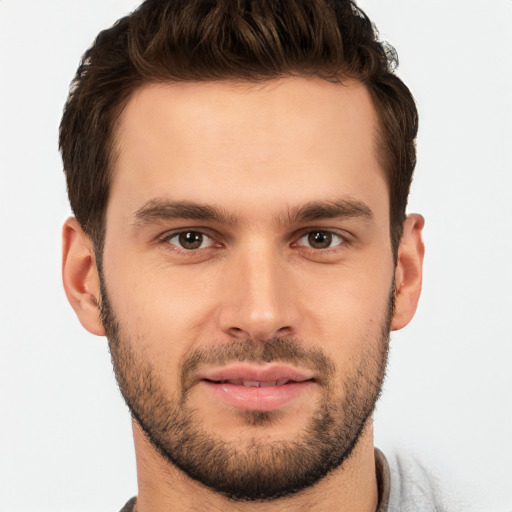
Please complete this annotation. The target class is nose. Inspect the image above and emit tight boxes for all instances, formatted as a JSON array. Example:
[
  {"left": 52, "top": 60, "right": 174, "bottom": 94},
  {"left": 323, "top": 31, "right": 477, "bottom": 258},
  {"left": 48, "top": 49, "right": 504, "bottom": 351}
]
[{"left": 217, "top": 244, "right": 300, "bottom": 341}]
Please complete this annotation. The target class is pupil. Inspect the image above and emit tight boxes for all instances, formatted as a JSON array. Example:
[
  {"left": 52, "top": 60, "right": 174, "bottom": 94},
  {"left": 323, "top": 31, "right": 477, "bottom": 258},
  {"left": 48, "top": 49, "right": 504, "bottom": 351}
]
[
  {"left": 179, "top": 232, "right": 203, "bottom": 249},
  {"left": 308, "top": 231, "right": 331, "bottom": 249}
]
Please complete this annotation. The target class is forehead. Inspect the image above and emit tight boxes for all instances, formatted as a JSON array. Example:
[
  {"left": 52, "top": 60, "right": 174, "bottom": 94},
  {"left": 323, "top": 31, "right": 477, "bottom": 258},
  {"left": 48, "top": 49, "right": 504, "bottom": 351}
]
[{"left": 109, "top": 77, "right": 387, "bottom": 224}]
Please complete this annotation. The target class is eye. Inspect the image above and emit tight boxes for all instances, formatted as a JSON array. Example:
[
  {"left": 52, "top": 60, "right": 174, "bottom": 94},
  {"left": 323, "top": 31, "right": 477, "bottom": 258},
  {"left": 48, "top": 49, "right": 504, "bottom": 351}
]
[
  {"left": 297, "top": 230, "right": 345, "bottom": 249},
  {"left": 166, "top": 231, "right": 214, "bottom": 250}
]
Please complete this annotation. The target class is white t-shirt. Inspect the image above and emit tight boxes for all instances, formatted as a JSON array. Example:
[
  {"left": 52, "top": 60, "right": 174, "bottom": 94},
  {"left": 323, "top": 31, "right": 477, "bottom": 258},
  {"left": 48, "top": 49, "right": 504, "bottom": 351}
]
[{"left": 376, "top": 449, "right": 454, "bottom": 512}]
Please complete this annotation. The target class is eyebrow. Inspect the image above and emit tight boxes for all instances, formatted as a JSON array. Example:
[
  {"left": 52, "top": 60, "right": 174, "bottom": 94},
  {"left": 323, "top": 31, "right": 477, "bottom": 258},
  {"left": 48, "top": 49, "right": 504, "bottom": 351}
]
[
  {"left": 286, "top": 199, "right": 374, "bottom": 224},
  {"left": 133, "top": 199, "right": 237, "bottom": 226},
  {"left": 133, "top": 198, "right": 374, "bottom": 227}
]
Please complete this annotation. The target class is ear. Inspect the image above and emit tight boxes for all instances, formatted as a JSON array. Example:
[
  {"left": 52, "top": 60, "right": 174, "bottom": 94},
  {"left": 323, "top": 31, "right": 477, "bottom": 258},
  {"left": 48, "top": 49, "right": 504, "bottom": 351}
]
[
  {"left": 391, "top": 214, "right": 425, "bottom": 331},
  {"left": 62, "top": 217, "right": 105, "bottom": 336}
]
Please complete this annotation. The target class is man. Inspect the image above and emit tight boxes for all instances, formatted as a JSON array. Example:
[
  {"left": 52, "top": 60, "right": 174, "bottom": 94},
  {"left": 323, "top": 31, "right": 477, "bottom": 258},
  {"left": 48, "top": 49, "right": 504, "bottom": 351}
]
[{"left": 59, "top": 0, "right": 438, "bottom": 510}]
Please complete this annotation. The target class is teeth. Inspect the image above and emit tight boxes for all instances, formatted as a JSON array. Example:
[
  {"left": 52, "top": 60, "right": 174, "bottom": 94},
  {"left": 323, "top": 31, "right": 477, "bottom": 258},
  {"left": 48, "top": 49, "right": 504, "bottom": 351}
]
[
  {"left": 243, "top": 380, "right": 260, "bottom": 387},
  {"left": 231, "top": 379, "right": 292, "bottom": 387},
  {"left": 216, "top": 378, "right": 294, "bottom": 386}
]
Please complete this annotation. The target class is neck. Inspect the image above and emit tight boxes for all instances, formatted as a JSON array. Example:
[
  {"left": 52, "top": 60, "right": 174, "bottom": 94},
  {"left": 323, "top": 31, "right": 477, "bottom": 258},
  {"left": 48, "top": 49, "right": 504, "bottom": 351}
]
[{"left": 132, "top": 418, "right": 379, "bottom": 512}]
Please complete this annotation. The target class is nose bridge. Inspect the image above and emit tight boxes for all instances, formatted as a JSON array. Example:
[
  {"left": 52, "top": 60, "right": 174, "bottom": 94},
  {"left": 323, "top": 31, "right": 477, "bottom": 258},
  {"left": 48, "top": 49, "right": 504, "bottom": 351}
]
[{"left": 219, "top": 239, "right": 297, "bottom": 340}]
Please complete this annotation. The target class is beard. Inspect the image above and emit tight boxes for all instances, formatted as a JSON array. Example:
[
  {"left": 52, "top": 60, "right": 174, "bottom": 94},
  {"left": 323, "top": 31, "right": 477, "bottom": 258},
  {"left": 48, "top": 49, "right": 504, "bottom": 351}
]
[{"left": 100, "top": 279, "right": 393, "bottom": 502}]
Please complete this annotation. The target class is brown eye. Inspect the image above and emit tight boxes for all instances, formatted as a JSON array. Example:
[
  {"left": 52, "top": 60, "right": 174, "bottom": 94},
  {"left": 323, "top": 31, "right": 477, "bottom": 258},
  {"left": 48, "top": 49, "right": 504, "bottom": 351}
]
[
  {"left": 308, "top": 231, "right": 332, "bottom": 249},
  {"left": 167, "top": 231, "right": 211, "bottom": 250},
  {"left": 297, "top": 231, "right": 344, "bottom": 249},
  {"left": 179, "top": 232, "right": 203, "bottom": 249}
]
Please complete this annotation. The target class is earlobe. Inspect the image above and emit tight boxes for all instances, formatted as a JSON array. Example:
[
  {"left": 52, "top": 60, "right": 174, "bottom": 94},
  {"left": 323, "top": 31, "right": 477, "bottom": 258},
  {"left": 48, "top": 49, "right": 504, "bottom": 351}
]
[
  {"left": 391, "top": 214, "right": 425, "bottom": 331},
  {"left": 62, "top": 217, "right": 106, "bottom": 336}
]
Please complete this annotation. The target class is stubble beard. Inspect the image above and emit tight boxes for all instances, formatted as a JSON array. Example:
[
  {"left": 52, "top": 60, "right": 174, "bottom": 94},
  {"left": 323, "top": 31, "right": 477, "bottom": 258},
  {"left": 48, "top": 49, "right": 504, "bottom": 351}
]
[{"left": 100, "top": 278, "right": 393, "bottom": 502}]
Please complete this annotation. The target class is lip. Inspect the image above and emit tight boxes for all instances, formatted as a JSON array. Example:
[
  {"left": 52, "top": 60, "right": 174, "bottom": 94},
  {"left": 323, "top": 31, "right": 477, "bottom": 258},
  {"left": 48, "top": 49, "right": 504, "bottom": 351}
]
[
  {"left": 199, "top": 363, "right": 317, "bottom": 384},
  {"left": 195, "top": 363, "right": 318, "bottom": 411}
]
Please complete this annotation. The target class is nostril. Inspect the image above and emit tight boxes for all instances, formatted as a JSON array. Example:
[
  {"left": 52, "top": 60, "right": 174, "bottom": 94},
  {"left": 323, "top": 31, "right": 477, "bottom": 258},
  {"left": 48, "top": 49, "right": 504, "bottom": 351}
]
[
  {"left": 226, "top": 325, "right": 294, "bottom": 341},
  {"left": 227, "top": 326, "right": 247, "bottom": 339}
]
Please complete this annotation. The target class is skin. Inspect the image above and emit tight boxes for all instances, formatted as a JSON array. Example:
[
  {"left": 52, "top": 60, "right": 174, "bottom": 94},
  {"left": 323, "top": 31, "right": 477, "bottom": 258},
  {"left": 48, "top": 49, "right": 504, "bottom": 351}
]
[{"left": 62, "top": 77, "right": 424, "bottom": 511}]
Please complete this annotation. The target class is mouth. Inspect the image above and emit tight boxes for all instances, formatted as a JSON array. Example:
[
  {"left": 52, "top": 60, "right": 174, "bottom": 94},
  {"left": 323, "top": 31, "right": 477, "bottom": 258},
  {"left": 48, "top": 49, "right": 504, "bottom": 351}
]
[
  {"left": 205, "top": 378, "right": 308, "bottom": 387},
  {"left": 196, "top": 364, "right": 318, "bottom": 411}
]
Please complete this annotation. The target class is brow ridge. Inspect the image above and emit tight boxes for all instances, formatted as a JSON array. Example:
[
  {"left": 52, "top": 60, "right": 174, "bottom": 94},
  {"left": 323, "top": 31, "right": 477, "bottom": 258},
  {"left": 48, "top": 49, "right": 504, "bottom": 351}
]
[
  {"left": 133, "top": 199, "right": 236, "bottom": 225},
  {"left": 286, "top": 199, "right": 374, "bottom": 224},
  {"left": 133, "top": 197, "right": 374, "bottom": 227}
]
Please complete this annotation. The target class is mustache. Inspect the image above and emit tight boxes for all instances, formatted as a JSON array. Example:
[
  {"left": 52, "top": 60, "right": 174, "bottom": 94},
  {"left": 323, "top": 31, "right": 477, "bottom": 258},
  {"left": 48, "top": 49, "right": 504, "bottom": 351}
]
[{"left": 179, "top": 337, "right": 335, "bottom": 391}]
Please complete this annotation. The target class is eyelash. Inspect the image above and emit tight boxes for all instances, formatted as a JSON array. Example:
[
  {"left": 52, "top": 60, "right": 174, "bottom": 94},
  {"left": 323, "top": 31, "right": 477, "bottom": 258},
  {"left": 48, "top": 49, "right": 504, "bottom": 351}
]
[
  {"left": 159, "top": 230, "right": 221, "bottom": 255},
  {"left": 158, "top": 228, "right": 349, "bottom": 255},
  {"left": 294, "top": 230, "right": 346, "bottom": 251}
]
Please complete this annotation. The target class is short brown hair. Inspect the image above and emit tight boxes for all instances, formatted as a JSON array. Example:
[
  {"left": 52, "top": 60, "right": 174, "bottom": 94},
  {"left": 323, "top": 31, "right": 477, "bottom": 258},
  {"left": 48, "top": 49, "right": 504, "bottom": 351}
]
[{"left": 59, "top": 0, "right": 418, "bottom": 258}]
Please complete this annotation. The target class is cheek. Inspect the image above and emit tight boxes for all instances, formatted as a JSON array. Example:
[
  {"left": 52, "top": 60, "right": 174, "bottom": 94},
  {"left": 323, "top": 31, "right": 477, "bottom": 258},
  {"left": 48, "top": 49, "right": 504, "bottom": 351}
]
[
  {"left": 102, "top": 224, "right": 394, "bottom": 374},
  {"left": 299, "top": 263, "right": 393, "bottom": 370},
  {"left": 103, "top": 254, "right": 219, "bottom": 358},
  {"left": 303, "top": 260, "right": 393, "bottom": 324}
]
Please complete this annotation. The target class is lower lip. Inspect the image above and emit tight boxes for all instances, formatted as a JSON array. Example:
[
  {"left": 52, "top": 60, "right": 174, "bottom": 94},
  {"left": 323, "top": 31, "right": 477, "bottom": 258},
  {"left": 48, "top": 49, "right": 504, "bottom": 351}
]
[{"left": 200, "top": 380, "right": 315, "bottom": 411}]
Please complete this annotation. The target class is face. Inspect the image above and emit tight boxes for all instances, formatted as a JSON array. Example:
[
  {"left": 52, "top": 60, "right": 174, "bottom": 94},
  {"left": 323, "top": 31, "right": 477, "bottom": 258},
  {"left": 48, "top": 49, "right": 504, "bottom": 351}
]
[{"left": 100, "top": 78, "right": 396, "bottom": 500}]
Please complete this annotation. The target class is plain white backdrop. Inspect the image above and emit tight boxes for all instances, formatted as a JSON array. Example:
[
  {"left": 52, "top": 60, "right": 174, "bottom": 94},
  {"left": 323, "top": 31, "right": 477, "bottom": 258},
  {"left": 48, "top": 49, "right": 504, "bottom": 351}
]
[{"left": 0, "top": 1, "right": 511, "bottom": 510}]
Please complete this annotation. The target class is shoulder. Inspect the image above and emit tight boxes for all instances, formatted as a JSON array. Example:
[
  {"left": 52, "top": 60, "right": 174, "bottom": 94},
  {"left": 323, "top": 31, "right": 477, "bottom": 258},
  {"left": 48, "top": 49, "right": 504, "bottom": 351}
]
[{"left": 378, "top": 449, "right": 460, "bottom": 512}]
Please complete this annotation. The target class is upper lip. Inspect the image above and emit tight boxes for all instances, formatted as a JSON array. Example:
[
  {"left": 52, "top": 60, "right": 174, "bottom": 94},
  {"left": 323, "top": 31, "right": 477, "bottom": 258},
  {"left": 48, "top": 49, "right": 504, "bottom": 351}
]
[{"left": 196, "top": 363, "right": 317, "bottom": 385}]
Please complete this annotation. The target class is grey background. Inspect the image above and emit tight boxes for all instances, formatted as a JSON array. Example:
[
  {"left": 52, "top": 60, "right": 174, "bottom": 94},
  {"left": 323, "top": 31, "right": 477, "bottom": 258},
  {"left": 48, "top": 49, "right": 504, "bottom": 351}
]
[{"left": 1, "top": 0, "right": 511, "bottom": 510}]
